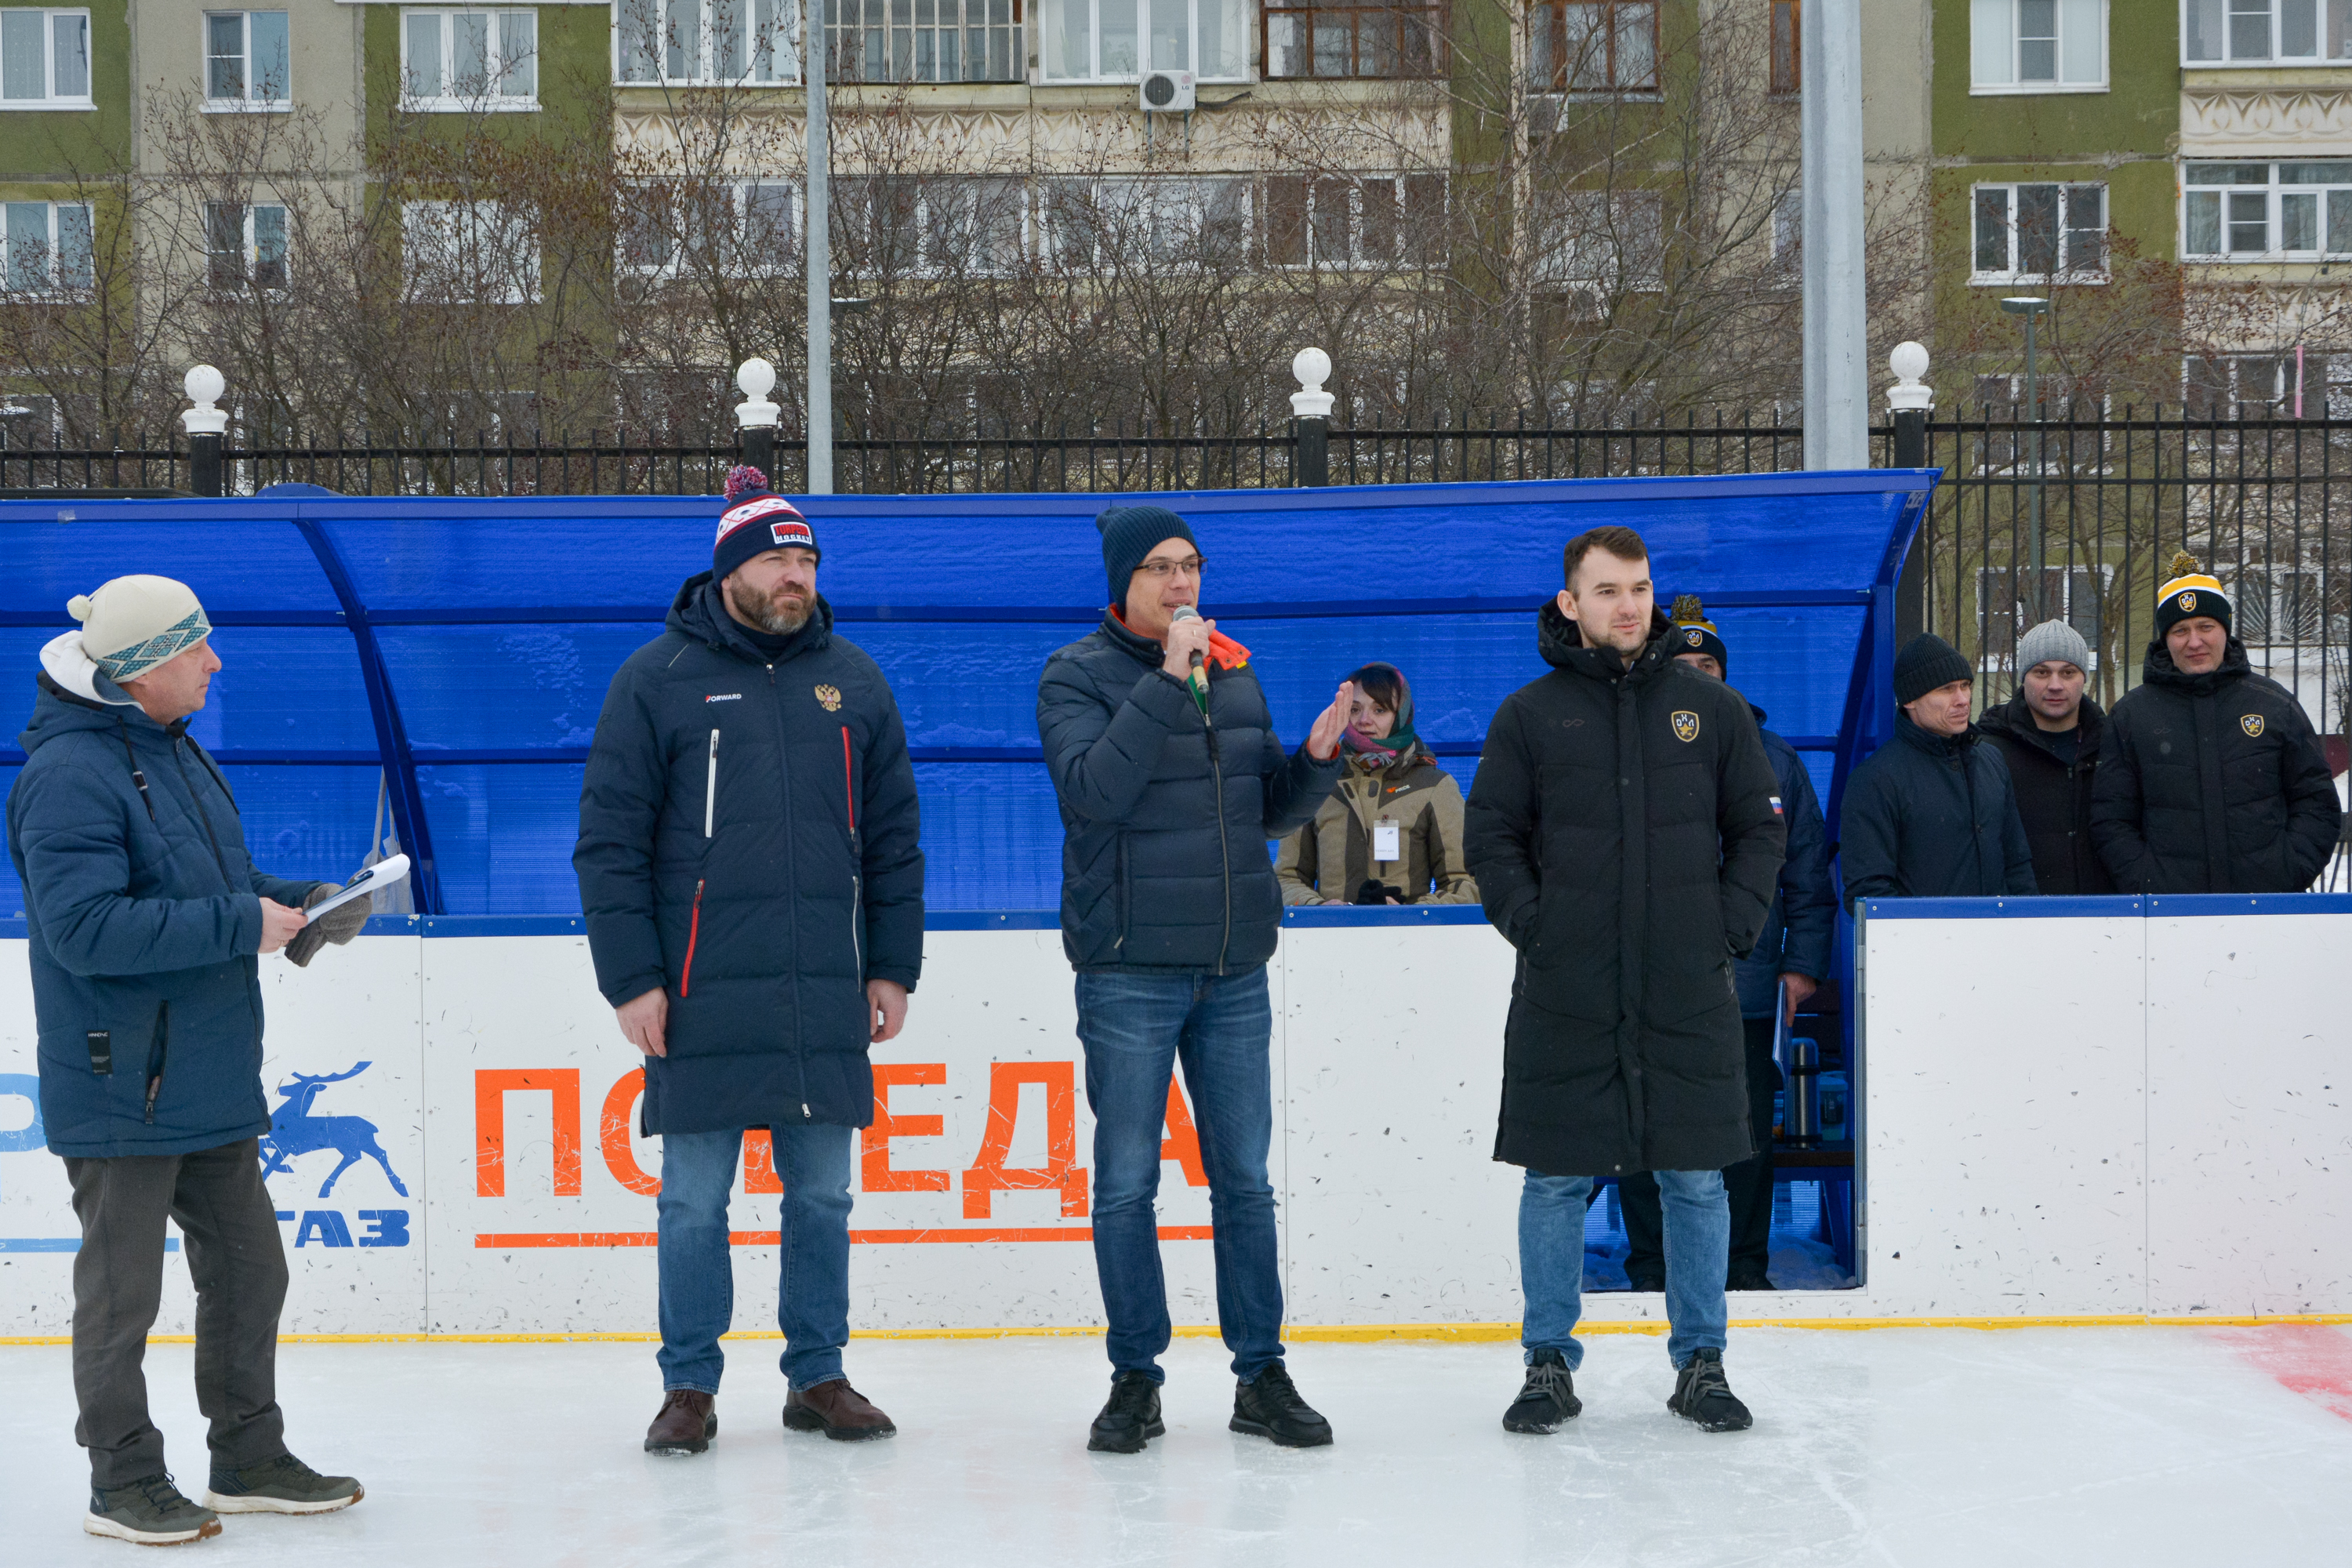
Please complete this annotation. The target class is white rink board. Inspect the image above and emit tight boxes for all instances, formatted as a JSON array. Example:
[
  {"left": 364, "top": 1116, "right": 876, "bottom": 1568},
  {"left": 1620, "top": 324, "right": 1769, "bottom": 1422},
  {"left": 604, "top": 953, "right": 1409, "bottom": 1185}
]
[{"left": 6, "top": 904, "right": 2351, "bottom": 1334}]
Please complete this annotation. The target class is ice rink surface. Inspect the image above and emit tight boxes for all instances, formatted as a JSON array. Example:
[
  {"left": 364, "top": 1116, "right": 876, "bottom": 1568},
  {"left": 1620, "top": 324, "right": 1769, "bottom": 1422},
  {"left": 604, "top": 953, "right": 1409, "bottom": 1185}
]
[{"left": 3, "top": 1327, "right": 2349, "bottom": 1566}]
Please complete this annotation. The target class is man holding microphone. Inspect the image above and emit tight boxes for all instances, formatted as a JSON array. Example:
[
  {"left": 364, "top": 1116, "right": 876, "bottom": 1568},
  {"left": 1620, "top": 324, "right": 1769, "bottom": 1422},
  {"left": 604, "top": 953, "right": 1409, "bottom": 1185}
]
[{"left": 1037, "top": 503, "right": 1351, "bottom": 1454}]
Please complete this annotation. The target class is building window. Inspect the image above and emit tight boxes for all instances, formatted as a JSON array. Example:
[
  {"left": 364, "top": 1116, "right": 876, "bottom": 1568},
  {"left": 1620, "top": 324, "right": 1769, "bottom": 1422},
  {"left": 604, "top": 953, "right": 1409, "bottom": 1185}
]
[
  {"left": 2183, "top": 162, "right": 2352, "bottom": 259},
  {"left": 1771, "top": 186, "right": 1801, "bottom": 272},
  {"left": 1040, "top": 0, "right": 1249, "bottom": 82},
  {"left": 404, "top": 200, "right": 538, "bottom": 303},
  {"left": 1, "top": 199, "right": 92, "bottom": 291},
  {"left": 1971, "top": 182, "right": 2107, "bottom": 281},
  {"left": 826, "top": 0, "right": 1022, "bottom": 82},
  {"left": 205, "top": 201, "right": 288, "bottom": 289},
  {"left": 1970, "top": 0, "right": 2106, "bottom": 92},
  {"left": 621, "top": 180, "right": 799, "bottom": 276},
  {"left": 832, "top": 176, "right": 1027, "bottom": 275},
  {"left": 204, "top": 12, "right": 290, "bottom": 108},
  {"left": 1037, "top": 177, "right": 1252, "bottom": 268},
  {"left": 405, "top": 9, "right": 539, "bottom": 107},
  {"left": 2184, "top": 0, "right": 2352, "bottom": 63},
  {"left": 1529, "top": 1, "right": 1657, "bottom": 93},
  {"left": 1261, "top": 1, "right": 1445, "bottom": 79},
  {"left": 1770, "top": 0, "right": 1798, "bottom": 94},
  {"left": 1532, "top": 189, "right": 1665, "bottom": 290},
  {"left": 0, "top": 9, "right": 90, "bottom": 107},
  {"left": 1263, "top": 174, "right": 1444, "bottom": 267},
  {"left": 616, "top": 0, "right": 800, "bottom": 84}
]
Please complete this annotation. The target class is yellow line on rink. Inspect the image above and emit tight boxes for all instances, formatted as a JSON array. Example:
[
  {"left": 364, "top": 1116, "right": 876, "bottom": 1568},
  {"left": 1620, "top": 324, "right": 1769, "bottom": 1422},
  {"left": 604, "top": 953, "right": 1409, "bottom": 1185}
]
[{"left": 3, "top": 1314, "right": 2349, "bottom": 1348}]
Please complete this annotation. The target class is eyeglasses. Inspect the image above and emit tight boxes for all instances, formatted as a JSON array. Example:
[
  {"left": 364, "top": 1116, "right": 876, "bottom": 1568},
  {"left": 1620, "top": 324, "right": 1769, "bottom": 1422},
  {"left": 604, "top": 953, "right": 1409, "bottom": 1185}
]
[{"left": 1135, "top": 555, "right": 1206, "bottom": 580}]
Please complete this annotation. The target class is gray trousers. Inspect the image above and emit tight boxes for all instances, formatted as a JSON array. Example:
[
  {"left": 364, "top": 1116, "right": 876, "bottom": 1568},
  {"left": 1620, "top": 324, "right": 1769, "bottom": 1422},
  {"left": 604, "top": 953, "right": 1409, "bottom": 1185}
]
[{"left": 64, "top": 1136, "right": 290, "bottom": 1488}]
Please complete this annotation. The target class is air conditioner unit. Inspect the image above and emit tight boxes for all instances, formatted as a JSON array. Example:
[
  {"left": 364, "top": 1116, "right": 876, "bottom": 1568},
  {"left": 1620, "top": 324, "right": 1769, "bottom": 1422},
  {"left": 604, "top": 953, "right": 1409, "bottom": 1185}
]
[{"left": 1140, "top": 70, "right": 1194, "bottom": 112}]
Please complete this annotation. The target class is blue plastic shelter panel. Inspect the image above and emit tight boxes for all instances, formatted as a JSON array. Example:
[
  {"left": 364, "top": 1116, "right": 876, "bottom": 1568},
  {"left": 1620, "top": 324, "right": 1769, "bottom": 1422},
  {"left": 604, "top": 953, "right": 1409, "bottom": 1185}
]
[{"left": 0, "top": 473, "right": 1929, "bottom": 918}]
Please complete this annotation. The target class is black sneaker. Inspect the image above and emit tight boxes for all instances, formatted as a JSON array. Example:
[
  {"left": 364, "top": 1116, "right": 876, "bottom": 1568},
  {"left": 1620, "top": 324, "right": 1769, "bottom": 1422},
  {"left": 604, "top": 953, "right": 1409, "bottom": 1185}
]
[
  {"left": 1726, "top": 1269, "right": 1777, "bottom": 1291},
  {"left": 1501, "top": 1348, "right": 1582, "bottom": 1434},
  {"left": 203, "top": 1453, "right": 363, "bottom": 1515},
  {"left": 1626, "top": 1270, "right": 1666, "bottom": 1293},
  {"left": 85, "top": 1472, "right": 222, "bottom": 1544},
  {"left": 1230, "top": 1363, "right": 1334, "bottom": 1448},
  {"left": 1087, "top": 1370, "right": 1165, "bottom": 1454},
  {"left": 1667, "top": 1348, "right": 1753, "bottom": 1432}
]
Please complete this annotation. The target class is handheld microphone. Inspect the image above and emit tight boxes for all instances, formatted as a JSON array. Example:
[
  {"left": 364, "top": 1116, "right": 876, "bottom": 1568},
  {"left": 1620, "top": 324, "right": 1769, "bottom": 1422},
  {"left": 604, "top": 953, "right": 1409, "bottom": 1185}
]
[{"left": 1169, "top": 604, "right": 1210, "bottom": 710}]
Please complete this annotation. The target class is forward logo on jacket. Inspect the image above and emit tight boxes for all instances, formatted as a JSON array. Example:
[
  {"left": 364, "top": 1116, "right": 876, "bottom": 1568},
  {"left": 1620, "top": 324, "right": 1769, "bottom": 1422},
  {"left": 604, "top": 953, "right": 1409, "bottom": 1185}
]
[
  {"left": 704, "top": 692, "right": 742, "bottom": 703},
  {"left": 1671, "top": 711, "right": 1700, "bottom": 742},
  {"left": 815, "top": 684, "right": 842, "bottom": 712},
  {"left": 2242, "top": 713, "right": 2264, "bottom": 738}
]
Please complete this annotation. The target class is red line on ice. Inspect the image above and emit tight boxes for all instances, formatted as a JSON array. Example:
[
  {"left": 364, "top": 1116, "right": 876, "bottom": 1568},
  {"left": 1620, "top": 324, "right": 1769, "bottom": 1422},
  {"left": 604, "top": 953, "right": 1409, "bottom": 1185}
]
[{"left": 2212, "top": 1324, "right": 2352, "bottom": 1424}]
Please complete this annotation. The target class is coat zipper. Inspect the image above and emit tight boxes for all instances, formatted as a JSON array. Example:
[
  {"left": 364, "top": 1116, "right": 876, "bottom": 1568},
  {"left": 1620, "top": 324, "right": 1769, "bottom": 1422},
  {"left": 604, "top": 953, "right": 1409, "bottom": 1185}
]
[
  {"left": 143, "top": 1002, "right": 169, "bottom": 1124},
  {"left": 768, "top": 664, "right": 811, "bottom": 1120},
  {"left": 1206, "top": 688, "right": 1231, "bottom": 973},
  {"left": 843, "top": 726, "right": 863, "bottom": 978},
  {"left": 703, "top": 728, "right": 720, "bottom": 837},
  {"left": 680, "top": 880, "right": 706, "bottom": 996}
]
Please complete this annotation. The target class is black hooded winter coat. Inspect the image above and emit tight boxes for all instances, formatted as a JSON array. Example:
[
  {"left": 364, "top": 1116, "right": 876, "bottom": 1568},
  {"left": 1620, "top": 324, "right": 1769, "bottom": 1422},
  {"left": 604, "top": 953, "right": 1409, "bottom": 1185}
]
[
  {"left": 1036, "top": 612, "right": 1342, "bottom": 974},
  {"left": 1837, "top": 713, "right": 2038, "bottom": 902},
  {"left": 1463, "top": 603, "right": 1788, "bottom": 1178},
  {"left": 2089, "top": 638, "right": 2341, "bottom": 894},
  {"left": 574, "top": 576, "right": 924, "bottom": 1135},
  {"left": 1979, "top": 694, "right": 2115, "bottom": 895}
]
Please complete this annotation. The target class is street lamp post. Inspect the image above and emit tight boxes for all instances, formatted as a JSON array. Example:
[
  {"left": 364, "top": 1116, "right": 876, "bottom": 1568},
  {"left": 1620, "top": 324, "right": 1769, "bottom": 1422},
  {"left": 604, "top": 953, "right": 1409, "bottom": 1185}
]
[
  {"left": 804, "top": 0, "right": 831, "bottom": 495},
  {"left": 2000, "top": 296, "right": 2051, "bottom": 623}
]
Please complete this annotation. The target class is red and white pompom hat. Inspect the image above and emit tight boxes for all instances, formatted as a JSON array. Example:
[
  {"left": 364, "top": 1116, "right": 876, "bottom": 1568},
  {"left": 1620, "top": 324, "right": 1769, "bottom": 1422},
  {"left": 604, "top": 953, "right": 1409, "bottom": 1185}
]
[{"left": 713, "top": 464, "right": 818, "bottom": 580}]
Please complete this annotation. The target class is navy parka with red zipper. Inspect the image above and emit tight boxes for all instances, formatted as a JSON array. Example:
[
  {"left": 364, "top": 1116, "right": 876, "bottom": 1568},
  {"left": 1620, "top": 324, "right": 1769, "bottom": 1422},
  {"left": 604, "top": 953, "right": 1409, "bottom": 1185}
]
[{"left": 574, "top": 575, "right": 924, "bottom": 1136}]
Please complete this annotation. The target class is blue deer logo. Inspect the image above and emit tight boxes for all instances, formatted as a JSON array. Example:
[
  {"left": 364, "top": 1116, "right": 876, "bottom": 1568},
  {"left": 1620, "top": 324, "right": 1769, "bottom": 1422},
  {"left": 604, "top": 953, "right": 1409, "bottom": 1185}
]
[{"left": 258, "top": 1062, "right": 410, "bottom": 1199}]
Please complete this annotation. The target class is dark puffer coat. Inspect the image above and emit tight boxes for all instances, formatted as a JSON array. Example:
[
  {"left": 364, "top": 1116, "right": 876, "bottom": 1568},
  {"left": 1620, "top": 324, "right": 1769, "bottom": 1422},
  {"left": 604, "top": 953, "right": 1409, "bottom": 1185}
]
[
  {"left": 575, "top": 577, "right": 924, "bottom": 1135},
  {"left": 1838, "top": 713, "right": 2038, "bottom": 902},
  {"left": 1979, "top": 693, "right": 2115, "bottom": 895},
  {"left": 1036, "top": 612, "right": 1341, "bottom": 973},
  {"left": 1734, "top": 710, "right": 1837, "bottom": 1018},
  {"left": 1463, "top": 603, "right": 1788, "bottom": 1178},
  {"left": 8, "top": 635, "right": 325, "bottom": 1158},
  {"left": 2089, "top": 639, "right": 2341, "bottom": 894}
]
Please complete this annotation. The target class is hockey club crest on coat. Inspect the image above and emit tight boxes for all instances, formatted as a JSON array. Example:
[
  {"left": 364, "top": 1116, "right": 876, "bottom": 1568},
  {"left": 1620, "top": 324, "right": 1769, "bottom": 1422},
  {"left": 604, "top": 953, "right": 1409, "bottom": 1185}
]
[
  {"left": 1671, "top": 710, "right": 1700, "bottom": 742},
  {"left": 2242, "top": 713, "right": 2264, "bottom": 738},
  {"left": 815, "top": 684, "right": 842, "bottom": 712}
]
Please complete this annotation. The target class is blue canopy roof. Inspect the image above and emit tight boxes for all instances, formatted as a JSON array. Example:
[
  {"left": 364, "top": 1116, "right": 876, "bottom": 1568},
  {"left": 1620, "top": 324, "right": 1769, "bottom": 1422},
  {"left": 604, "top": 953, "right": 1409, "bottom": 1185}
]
[{"left": 1, "top": 471, "right": 1932, "bottom": 916}]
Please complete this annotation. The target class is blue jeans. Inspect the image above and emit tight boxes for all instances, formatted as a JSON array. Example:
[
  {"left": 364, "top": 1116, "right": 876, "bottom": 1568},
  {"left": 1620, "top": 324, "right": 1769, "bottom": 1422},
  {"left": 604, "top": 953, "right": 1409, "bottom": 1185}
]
[
  {"left": 1075, "top": 966, "right": 1283, "bottom": 1385},
  {"left": 655, "top": 1123, "right": 854, "bottom": 1394},
  {"left": 1519, "top": 1168, "right": 1729, "bottom": 1370}
]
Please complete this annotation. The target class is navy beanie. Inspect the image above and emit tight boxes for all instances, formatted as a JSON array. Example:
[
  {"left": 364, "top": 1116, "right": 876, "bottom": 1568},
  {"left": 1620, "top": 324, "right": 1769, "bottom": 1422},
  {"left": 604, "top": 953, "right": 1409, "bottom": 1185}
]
[
  {"left": 1894, "top": 633, "right": 1972, "bottom": 706},
  {"left": 713, "top": 475, "right": 818, "bottom": 583},
  {"left": 1097, "top": 504, "right": 1197, "bottom": 605}
]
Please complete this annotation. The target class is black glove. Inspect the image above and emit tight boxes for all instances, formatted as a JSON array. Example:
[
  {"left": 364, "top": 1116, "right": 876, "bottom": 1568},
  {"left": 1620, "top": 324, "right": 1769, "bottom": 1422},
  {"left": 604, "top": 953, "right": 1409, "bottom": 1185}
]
[
  {"left": 1352, "top": 880, "right": 1391, "bottom": 906},
  {"left": 285, "top": 879, "right": 371, "bottom": 967}
]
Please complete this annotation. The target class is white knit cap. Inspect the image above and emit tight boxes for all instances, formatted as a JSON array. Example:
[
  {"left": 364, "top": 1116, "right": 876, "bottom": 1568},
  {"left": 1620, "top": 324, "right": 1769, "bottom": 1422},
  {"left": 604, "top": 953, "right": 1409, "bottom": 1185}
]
[
  {"left": 2015, "top": 618, "right": 2089, "bottom": 675},
  {"left": 67, "top": 575, "right": 212, "bottom": 683}
]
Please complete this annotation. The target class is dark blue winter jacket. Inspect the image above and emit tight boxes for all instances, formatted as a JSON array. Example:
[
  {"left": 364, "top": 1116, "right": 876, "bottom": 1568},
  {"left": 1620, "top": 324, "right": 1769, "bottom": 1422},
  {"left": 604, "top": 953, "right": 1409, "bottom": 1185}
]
[
  {"left": 1838, "top": 711, "right": 2038, "bottom": 903},
  {"left": 574, "top": 578, "right": 924, "bottom": 1135},
  {"left": 1734, "top": 711, "right": 1837, "bottom": 1018},
  {"left": 7, "top": 636, "right": 325, "bottom": 1159},
  {"left": 1036, "top": 612, "right": 1341, "bottom": 974}
]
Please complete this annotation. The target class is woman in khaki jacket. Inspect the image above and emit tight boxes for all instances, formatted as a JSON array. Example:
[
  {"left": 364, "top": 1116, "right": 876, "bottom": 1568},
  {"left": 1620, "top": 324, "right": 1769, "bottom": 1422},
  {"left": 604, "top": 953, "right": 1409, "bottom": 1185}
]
[{"left": 1275, "top": 663, "right": 1478, "bottom": 906}]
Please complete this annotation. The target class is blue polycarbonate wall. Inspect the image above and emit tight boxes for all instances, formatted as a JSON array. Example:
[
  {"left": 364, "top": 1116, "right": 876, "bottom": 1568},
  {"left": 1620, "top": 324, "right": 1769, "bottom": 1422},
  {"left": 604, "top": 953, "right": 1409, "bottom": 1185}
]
[{"left": 0, "top": 473, "right": 1932, "bottom": 917}]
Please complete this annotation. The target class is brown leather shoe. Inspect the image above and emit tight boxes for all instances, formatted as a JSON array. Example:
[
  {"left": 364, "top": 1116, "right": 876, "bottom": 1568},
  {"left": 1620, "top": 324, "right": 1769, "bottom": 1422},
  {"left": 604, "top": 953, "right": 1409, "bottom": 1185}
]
[
  {"left": 782, "top": 1379, "right": 897, "bottom": 1442},
  {"left": 644, "top": 1389, "right": 716, "bottom": 1455}
]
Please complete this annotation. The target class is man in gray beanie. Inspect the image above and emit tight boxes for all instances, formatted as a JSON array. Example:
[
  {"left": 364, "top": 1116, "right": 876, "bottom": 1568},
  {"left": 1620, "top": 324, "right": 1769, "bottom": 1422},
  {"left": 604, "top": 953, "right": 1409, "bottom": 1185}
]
[
  {"left": 6, "top": 575, "right": 368, "bottom": 1545},
  {"left": 1979, "top": 620, "right": 2114, "bottom": 894},
  {"left": 1837, "top": 633, "right": 2037, "bottom": 903}
]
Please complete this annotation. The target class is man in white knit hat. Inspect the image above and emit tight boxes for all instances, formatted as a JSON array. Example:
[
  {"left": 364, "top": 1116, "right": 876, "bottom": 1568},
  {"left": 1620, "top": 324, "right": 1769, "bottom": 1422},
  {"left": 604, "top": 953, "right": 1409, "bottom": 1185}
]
[{"left": 6, "top": 575, "right": 368, "bottom": 1545}]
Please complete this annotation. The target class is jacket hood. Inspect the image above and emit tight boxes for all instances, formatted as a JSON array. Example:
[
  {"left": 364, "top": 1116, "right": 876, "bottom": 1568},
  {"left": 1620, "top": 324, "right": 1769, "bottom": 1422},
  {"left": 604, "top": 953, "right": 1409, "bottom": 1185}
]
[
  {"left": 1980, "top": 691, "right": 2106, "bottom": 755},
  {"left": 38, "top": 630, "right": 136, "bottom": 707},
  {"left": 20, "top": 632, "right": 157, "bottom": 757},
  {"left": 1536, "top": 599, "right": 1676, "bottom": 683},
  {"left": 2141, "top": 634, "right": 2252, "bottom": 696},
  {"left": 1893, "top": 706, "right": 1980, "bottom": 760},
  {"left": 667, "top": 572, "right": 834, "bottom": 664}
]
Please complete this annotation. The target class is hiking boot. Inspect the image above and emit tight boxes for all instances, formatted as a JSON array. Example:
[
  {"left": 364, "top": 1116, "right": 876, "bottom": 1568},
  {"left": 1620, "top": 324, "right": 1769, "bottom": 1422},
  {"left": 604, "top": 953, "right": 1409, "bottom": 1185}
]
[
  {"left": 1230, "top": 1363, "right": 1334, "bottom": 1449},
  {"left": 644, "top": 1388, "right": 717, "bottom": 1455},
  {"left": 85, "top": 1472, "right": 222, "bottom": 1544},
  {"left": 203, "top": 1454, "right": 361, "bottom": 1515},
  {"left": 1667, "top": 1348, "right": 1753, "bottom": 1432},
  {"left": 782, "top": 1379, "right": 897, "bottom": 1442},
  {"left": 1087, "top": 1370, "right": 1164, "bottom": 1454},
  {"left": 1726, "top": 1269, "right": 1777, "bottom": 1292},
  {"left": 1502, "top": 1348, "right": 1582, "bottom": 1434}
]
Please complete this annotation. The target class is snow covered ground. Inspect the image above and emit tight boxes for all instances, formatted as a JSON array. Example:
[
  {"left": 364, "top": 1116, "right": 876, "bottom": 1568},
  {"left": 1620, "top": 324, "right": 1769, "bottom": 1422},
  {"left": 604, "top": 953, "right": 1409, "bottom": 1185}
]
[{"left": 3, "top": 1327, "right": 2347, "bottom": 1566}]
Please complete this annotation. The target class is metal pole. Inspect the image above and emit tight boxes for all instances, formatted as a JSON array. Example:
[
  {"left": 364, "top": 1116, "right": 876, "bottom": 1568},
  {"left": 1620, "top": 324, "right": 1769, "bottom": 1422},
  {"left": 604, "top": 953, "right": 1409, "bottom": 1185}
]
[
  {"left": 2025, "top": 313, "right": 2045, "bottom": 622},
  {"left": 804, "top": 0, "right": 832, "bottom": 495},
  {"left": 1290, "top": 347, "right": 1334, "bottom": 488},
  {"left": 1886, "top": 343, "right": 1934, "bottom": 645},
  {"left": 1800, "top": 0, "right": 1868, "bottom": 470},
  {"left": 181, "top": 365, "right": 228, "bottom": 498}
]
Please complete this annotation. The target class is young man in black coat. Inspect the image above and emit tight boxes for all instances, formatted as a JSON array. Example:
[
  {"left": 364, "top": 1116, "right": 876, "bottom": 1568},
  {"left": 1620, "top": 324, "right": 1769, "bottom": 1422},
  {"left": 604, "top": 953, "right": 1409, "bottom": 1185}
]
[
  {"left": 1036, "top": 504, "right": 1350, "bottom": 1455},
  {"left": 1979, "top": 619, "right": 2115, "bottom": 895},
  {"left": 1464, "top": 527, "right": 1788, "bottom": 1437},
  {"left": 1838, "top": 634, "right": 2037, "bottom": 902},
  {"left": 2091, "top": 556, "right": 2342, "bottom": 893},
  {"left": 575, "top": 470, "right": 925, "bottom": 1455}
]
